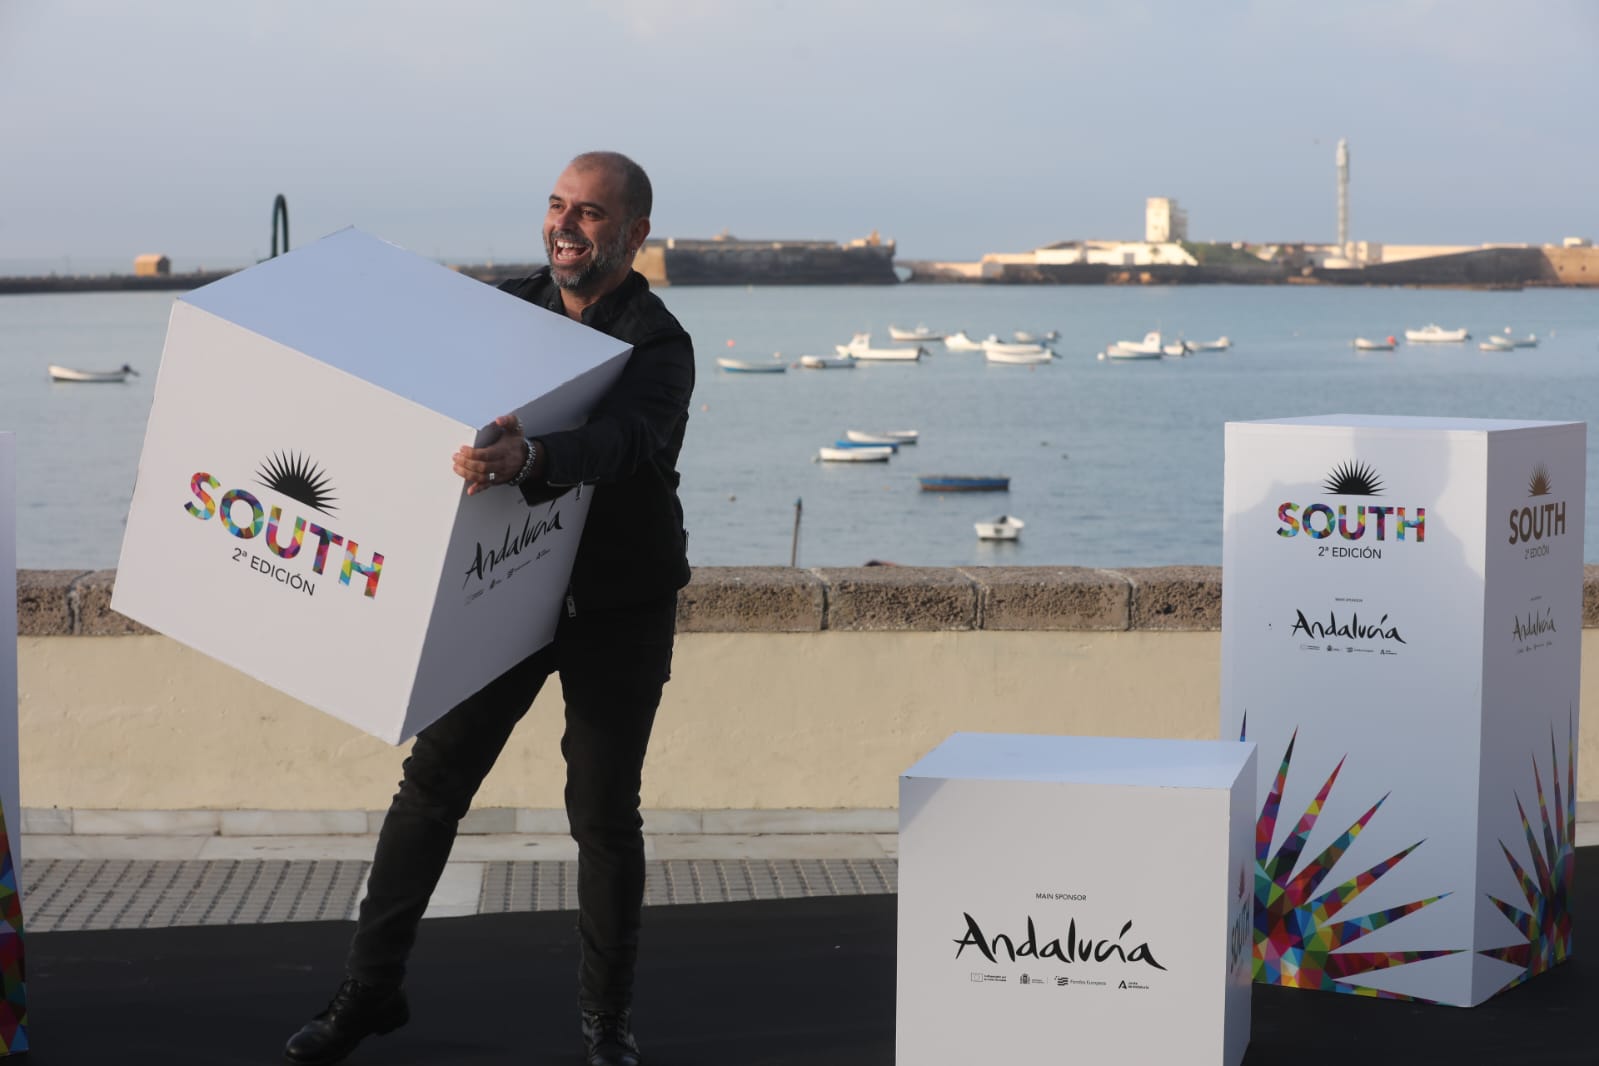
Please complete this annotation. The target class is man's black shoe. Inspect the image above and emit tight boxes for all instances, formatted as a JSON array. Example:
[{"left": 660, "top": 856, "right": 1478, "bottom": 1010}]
[
  {"left": 581, "top": 1008, "right": 642, "bottom": 1066},
  {"left": 284, "top": 978, "right": 409, "bottom": 1065}
]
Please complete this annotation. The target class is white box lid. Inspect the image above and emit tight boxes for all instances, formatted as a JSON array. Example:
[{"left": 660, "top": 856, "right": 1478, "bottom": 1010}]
[
  {"left": 1230, "top": 414, "right": 1580, "bottom": 435},
  {"left": 903, "top": 733, "right": 1254, "bottom": 789},
  {"left": 180, "top": 227, "right": 627, "bottom": 429}
]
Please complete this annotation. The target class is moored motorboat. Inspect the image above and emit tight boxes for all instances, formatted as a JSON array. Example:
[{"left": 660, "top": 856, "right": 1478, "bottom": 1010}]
[
  {"left": 818, "top": 445, "right": 892, "bottom": 462},
  {"left": 1404, "top": 324, "right": 1470, "bottom": 343},
  {"left": 845, "top": 429, "right": 919, "bottom": 445},
  {"left": 832, "top": 438, "right": 899, "bottom": 452},
  {"left": 48, "top": 363, "right": 139, "bottom": 383},
  {"left": 888, "top": 324, "right": 944, "bottom": 342},
  {"left": 975, "top": 514, "right": 1024, "bottom": 541},
  {"left": 799, "top": 354, "right": 856, "bottom": 369},
  {"left": 918, "top": 475, "right": 1010, "bottom": 492},
  {"left": 1353, "top": 336, "right": 1397, "bottom": 351},
  {"left": 942, "top": 331, "right": 989, "bottom": 352},
  {"left": 1189, "top": 336, "right": 1230, "bottom": 351},
  {"left": 985, "top": 348, "right": 1053, "bottom": 365},
  {"left": 716, "top": 357, "right": 785, "bottom": 373},
  {"left": 1099, "top": 345, "right": 1162, "bottom": 361},
  {"left": 1480, "top": 335, "right": 1516, "bottom": 352},
  {"left": 1103, "top": 330, "right": 1164, "bottom": 358},
  {"left": 835, "top": 332, "right": 923, "bottom": 361},
  {"left": 1012, "top": 330, "right": 1058, "bottom": 343}
]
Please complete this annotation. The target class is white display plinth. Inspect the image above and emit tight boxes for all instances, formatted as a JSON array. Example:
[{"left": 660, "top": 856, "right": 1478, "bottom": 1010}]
[
  {"left": 113, "top": 229, "right": 632, "bottom": 744},
  {"left": 898, "top": 733, "right": 1255, "bottom": 1066},
  {"left": 0, "top": 432, "right": 25, "bottom": 1054},
  {"left": 1221, "top": 414, "right": 1584, "bottom": 1006}
]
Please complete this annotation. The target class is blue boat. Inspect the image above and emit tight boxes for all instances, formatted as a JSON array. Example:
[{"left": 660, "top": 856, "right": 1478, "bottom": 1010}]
[
  {"left": 833, "top": 438, "right": 899, "bottom": 452},
  {"left": 918, "top": 475, "right": 1009, "bottom": 493}
]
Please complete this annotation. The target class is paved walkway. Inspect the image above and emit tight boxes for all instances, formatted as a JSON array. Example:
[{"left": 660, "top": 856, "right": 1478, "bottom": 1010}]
[
  {"left": 19, "top": 831, "right": 900, "bottom": 933},
  {"left": 24, "top": 822, "right": 1598, "bottom": 934}
]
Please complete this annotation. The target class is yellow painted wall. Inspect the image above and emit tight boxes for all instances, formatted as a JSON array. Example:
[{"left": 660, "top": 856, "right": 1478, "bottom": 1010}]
[{"left": 17, "top": 630, "right": 1599, "bottom": 811}]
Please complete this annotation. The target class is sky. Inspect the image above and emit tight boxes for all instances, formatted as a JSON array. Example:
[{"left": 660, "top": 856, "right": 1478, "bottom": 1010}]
[{"left": 2, "top": 0, "right": 1596, "bottom": 270}]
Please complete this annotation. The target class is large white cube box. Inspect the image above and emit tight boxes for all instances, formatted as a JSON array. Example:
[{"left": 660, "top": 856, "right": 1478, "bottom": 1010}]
[
  {"left": 1221, "top": 415, "right": 1585, "bottom": 1006},
  {"left": 898, "top": 734, "right": 1256, "bottom": 1066},
  {"left": 113, "top": 229, "right": 632, "bottom": 743}
]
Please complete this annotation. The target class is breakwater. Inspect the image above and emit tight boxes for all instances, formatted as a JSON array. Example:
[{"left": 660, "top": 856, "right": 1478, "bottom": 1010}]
[
  {"left": 7, "top": 246, "right": 1596, "bottom": 294},
  {"left": 903, "top": 246, "right": 1599, "bottom": 287},
  {"left": 0, "top": 270, "right": 235, "bottom": 295}
]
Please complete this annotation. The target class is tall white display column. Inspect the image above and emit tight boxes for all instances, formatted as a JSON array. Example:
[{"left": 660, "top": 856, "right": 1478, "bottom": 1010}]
[
  {"left": 0, "top": 432, "right": 25, "bottom": 1054},
  {"left": 1221, "top": 415, "right": 1584, "bottom": 1006}
]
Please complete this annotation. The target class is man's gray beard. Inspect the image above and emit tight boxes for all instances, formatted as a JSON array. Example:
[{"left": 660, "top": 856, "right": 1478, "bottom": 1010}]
[{"left": 548, "top": 230, "right": 632, "bottom": 292}]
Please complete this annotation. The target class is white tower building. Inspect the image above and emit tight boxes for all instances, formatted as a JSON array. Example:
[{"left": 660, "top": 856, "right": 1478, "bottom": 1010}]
[{"left": 1145, "top": 197, "right": 1188, "bottom": 243}]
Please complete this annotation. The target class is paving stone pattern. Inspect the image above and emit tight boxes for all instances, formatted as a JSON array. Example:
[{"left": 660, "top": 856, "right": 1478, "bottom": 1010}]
[{"left": 23, "top": 857, "right": 900, "bottom": 932}]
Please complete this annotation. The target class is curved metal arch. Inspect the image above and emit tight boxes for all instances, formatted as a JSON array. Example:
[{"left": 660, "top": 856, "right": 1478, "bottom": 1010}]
[{"left": 271, "top": 194, "right": 290, "bottom": 258}]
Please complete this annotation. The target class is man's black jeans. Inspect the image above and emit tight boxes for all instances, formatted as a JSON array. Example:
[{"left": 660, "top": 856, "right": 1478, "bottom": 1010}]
[{"left": 346, "top": 593, "right": 677, "bottom": 1012}]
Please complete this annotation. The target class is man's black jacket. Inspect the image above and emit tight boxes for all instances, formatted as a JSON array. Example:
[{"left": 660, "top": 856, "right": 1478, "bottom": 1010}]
[{"left": 499, "top": 268, "right": 694, "bottom": 612}]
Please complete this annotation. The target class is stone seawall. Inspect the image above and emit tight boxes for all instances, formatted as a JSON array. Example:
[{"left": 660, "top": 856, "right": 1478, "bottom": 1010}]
[
  {"left": 16, "top": 565, "right": 1242, "bottom": 636},
  {"left": 17, "top": 564, "right": 1599, "bottom": 635}
]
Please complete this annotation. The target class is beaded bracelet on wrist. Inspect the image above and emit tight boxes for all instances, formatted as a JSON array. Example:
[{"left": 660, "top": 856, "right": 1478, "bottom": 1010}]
[{"left": 507, "top": 437, "right": 538, "bottom": 486}]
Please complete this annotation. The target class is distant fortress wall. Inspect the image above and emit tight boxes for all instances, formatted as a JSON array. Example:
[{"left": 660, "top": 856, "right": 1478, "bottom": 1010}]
[
  {"left": 1545, "top": 246, "right": 1599, "bottom": 286},
  {"left": 642, "top": 237, "right": 898, "bottom": 286},
  {"left": 1313, "top": 246, "right": 1557, "bottom": 287},
  {"left": 633, "top": 243, "right": 668, "bottom": 286}
]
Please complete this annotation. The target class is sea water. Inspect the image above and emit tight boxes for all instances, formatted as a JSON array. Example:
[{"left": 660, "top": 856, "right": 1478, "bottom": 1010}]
[{"left": 2, "top": 283, "right": 1597, "bottom": 570}]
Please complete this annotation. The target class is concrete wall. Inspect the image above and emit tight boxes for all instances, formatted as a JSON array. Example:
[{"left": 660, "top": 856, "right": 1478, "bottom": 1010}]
[
  {"left": 15, "top": 566, "right": 1599, "bottom": 818},
  {"left": 1545, "top": 246, "right": 1599, "bottom": 286}
]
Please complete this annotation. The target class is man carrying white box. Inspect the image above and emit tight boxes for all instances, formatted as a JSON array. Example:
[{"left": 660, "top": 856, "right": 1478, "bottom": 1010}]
[{"left": 285, "top": 152, "right": 693, "bottom": 1066}]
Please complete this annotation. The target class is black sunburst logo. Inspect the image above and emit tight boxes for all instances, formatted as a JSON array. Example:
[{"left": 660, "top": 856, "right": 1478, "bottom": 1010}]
[
  {"left": 1322, "top": 461, "right": 1384, "bottom": 496},
  {"left": 256, "top": 452, "right": 338, "bottom": 516},
  {"left": 1528, "top": 465, "right": 1552, "bottom": 497}
]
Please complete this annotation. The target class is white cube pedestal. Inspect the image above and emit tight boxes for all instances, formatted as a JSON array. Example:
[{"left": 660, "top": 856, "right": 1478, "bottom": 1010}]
[
  {"left": 898, "top": 733, "right": 1255, "bottom": 1066},
  {"left": 112, "top": 229, "right": 633, "bottom": 743},
  {"left": 1221, "top": 415, "right": 1585, "bottom": 1006}
]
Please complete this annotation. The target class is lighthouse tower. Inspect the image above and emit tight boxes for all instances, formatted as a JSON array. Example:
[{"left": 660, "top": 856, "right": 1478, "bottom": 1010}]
[{"left": 1336, "top": 138, "right": 1350, "bottom": 255}]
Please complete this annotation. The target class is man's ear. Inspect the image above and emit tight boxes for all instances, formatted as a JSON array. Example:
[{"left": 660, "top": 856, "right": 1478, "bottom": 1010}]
[{"left": 629, "top": 217, "right": 651, "bottom": 255}]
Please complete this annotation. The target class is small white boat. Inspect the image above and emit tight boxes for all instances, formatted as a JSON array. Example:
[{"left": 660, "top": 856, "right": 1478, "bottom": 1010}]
[
  {"left": 48, "top": 363, "right": 139, "bottom": 383},
  {"left": 975, "top": 514, "right": 1024, "bottom": 541},
  {"left": 1480, "top": 335, "right": 1516, "bottom": 351},
  {"left": 845, "top": 429, "right": 919, "bottom": 444},
  {"left": 981, "top": 339, "right": 1050, "bottom": 357},
  {"left": 1507, "top": 332, "right": 1538, "bottom": 348},
  {"left": 1107, "top": 330, "right": 1165, "bottom": 357},
  {"left": 834, "top": 332, "right": 924, "bottom": 361},
  {"left": 986, "top": 348, "right": 1053, "bottom": 365},
  {"left": 818, "top": 445, "right": 892, "bottom": 462},
  {"left": 1100, "top": 345, "right": 1162, "bottom": 361},
  {"left": 799, "top": 354, "right": 856, "bottom": 369},
  {"left": 1189, "top": 336, "right": 1231, "bottom": 351},
  {"left": 717, "top": 357, "right": 785, "bottom": 373},
  {"left": 943, "top": 331, "right": 989, "bottom": 352},
  {"left": 1161, "top": 342, "right": 1193, "bottom": 357},
  {"left": 888, "top": 324, "right": 944, "bottom": 342},
  {"left": 1012, "top": 330, "right": 1059, "bottom": 343},
  {"left": 1353, "top": 336, "right": 1397, "bottom": 351},
  {"left": 1405, "top": 324, "right": 1470, "bottom": 343}
]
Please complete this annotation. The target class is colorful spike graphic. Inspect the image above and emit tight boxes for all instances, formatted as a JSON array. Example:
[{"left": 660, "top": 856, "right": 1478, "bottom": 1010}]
[
  {"left": 0, "top": 795, "right": 27, "bottom": 1054},
  {"left": 1244, "top": 716, "right": 1459, "bottom": 999},
  {"left": 1479, "top": 714, "right": 1577, "bottom": 993}
]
